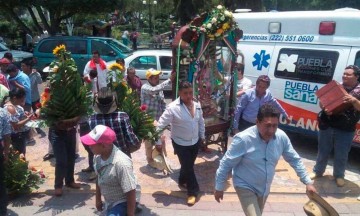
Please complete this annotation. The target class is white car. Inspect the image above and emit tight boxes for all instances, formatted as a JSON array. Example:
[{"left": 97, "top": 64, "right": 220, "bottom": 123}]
[{"left": 107, "top": 49, "right": 172, "bottom": 90}]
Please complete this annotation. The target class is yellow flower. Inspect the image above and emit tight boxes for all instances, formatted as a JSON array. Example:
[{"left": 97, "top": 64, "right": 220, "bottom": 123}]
[
  {"left": 53, "top": 44, "right": 66, "bottom": 55},
  {"left": 222, "top": 23, "right": 230, "bottom": 30},
  {"left": 121, "top": 81, "right": 127, "bottom": 87},
  {"left": 108, "top": 63, "right": 124, "bottom": 71}
]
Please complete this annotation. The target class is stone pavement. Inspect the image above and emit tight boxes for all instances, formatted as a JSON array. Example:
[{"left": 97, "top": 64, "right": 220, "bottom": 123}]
[{"left": 5, "top": 129, "right": 360, "bottom": 215}]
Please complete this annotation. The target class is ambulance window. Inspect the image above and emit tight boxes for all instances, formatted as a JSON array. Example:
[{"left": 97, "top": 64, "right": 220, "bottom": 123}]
[
  {"left": 274, "top": 49, "right": 338, "bottom": 84},
  {"left": 354, "top": 52, "right": 360, "bottom": 67}
]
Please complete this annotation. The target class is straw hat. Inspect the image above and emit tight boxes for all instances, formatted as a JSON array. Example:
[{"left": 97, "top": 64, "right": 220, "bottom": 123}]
[
  {"left": 303, "top": 191, "right": 339, "bottom": 216},
  {"left": 93, "top": 87, "right": 118, "bottom": 114},
  {"left": 151, "top": 149, "right": 172, "bottom": 174}
]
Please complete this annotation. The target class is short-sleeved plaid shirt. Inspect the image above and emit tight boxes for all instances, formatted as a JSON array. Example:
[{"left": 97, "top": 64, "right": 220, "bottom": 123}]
[
  {"left": 89, "top": 111, "right": 140, "bottom": 156},
  {"left": 94, "top": 146, "right": 137, "bottom": 209},
  {"left": 140, "top": 79, "right": 171, "bottom": 121}
]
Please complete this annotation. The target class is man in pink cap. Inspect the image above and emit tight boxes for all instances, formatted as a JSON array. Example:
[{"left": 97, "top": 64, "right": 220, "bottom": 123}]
[{"left": 81, "top": 125, "right": 136, "bottom": 216}]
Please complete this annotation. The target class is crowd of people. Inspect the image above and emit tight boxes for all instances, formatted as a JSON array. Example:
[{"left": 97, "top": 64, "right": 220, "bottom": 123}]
[{"left": 0, "top": 46, "right": 359, "bottom": 216}]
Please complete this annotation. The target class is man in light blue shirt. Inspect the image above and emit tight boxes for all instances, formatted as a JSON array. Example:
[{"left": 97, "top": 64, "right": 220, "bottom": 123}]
[
  {"left": 155, "top": 80, "right": 205, "bottom": 206},
  {"left": 215, "top": 104, "right": 316, "bottom": 216},
  {"left": 233, "top": 75, "right": 289, "bottom": 133},
  {"left": 5, "top": 64, "right": 31, "bottom": 112}
]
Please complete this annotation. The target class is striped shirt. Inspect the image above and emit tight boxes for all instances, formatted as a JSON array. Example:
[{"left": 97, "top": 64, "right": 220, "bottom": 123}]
[
  {"left": 140, "top": 79, "right": 171, "bottom": 121},
  {"left": 94, "top": 146, "right": 137, "bottom": 209},
  {"left": 88, "top": 112, "right": 140, "bottom": 156}
]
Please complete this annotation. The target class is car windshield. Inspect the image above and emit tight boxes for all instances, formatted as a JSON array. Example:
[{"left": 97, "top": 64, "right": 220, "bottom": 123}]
[
  {"left": 107, "top": 39, "right": 132, "bottom": 53},
  {"left": 0, "top": 43, "right": 9, "bottom": 52}
]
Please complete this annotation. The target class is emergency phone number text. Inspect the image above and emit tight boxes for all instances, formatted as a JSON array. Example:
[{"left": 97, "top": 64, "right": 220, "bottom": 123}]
[
  {"left": 242, "top": 34, "right": 315, "bottom": 43},
  {"left": 269, "top": 35, "right": 315, "bottom": 42}
]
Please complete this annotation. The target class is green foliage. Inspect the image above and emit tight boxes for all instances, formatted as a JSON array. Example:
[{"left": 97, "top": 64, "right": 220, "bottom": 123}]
[
  {"left": 4, "top": 148, "right": 45, "bottom": 195},
  {"left": 107, "top": 64, "right": 161, "bottom": 142},
  {"left": 120, "top": 90, "right": 162, "bottom": 143},
  {"left": 40, "top": 45, "right": 93, "bottom": 126}
]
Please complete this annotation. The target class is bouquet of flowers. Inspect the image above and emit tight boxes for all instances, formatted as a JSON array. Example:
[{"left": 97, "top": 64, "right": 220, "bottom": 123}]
[
  {"left": 190, "top": 5, "right": 238, "bottom": 40},
  {"left": 107, "top": 63, "right": 128, "bottom": 104},
  {"left": 4, "top": 148, "right": 45, "bottom": 196},
  {"left": 107, "top": 64, "right": 161, "bottom": 142},
  {"left": 39, "top": 45, "right": 93, "bottom": 126}
]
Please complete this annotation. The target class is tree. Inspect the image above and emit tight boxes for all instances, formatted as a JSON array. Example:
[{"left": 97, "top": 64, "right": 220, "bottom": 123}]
[{"left": 0, "top": 0, "right": 120, "bottom": 36}]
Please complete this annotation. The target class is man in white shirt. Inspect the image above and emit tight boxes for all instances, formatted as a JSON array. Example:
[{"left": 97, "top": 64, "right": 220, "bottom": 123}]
[
  {"left": 155, "top": 80, "right": 205, "bottom": 206},
  {"left": 83, "top": 51, "right": 108, "bottom": 91}
]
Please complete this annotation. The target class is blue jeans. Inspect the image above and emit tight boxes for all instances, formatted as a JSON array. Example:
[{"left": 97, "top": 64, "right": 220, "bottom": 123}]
[
  {"left": 50, "top": 127, "right": 77, "bottom": 188},
  {"left": 107, "top": 202, "right": 127, "bottom": 216},
  {"left": 313, "top": 127, "right": 354, "bottom": 178}
]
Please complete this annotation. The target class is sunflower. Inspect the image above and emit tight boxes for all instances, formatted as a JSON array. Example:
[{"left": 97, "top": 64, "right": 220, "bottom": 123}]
[
  {"left": 108, "top": 63, "right": 124, "bottom": 72},
  {"left": 52, "top": 44, "right": 66, "bottom": 55}
]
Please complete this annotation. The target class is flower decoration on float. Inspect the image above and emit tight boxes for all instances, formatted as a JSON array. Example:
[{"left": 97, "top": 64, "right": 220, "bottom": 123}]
[{"left": 190, "top": 5, "right": 238, "bottom": 40}]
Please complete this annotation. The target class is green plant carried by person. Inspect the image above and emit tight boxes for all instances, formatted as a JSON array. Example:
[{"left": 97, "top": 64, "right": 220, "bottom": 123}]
[
  {"left": 39, "top": 45, "right": 93, "bottom": 126},
  {"left": 4, "top": 148, "right": 45, "bottom": 195},
  {"left": 107, "top": 63, "right": 161, "bottom": 143}
]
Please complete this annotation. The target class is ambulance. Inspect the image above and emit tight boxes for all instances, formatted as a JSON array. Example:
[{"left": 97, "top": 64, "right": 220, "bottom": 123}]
[{"left": 233, "top": 8, "right": 360, "bottom": 147}]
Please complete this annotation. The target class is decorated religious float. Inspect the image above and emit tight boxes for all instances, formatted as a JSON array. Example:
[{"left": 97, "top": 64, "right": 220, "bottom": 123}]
[{"left": 172, "top": 5, "right": 243, "bottom": 151}]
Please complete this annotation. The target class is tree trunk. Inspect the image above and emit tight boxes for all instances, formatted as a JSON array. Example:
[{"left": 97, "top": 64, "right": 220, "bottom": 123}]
[
  {"left": 27, "top": 7, "right": 43, "bottom": 34},
  {"left": 35, "top": 6, "right": 52, "bottom": 35},
  {"left": 5, "top": 6, "right": 33, "bottom": 35}
]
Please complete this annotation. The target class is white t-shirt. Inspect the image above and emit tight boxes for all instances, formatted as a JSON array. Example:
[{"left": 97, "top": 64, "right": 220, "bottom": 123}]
[
  {"left": 237, "top": 77, "right": 252, "bottom": 91},
  {"left": 83, "top": 61, "right": 108, "bottom": 89}
]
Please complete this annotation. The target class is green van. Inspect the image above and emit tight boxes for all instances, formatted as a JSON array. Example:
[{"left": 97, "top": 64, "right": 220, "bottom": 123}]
[{"left": 33, "top": 36, "right": 132, "bottom": 76}]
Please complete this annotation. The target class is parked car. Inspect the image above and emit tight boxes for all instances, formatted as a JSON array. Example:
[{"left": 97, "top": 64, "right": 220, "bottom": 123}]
[
  {"left": 0, "top": 43, "right": 33, "bottom": 68},
  {"left": 33, "top": 36, "right": 132, "bottom": 77},
  {"left": 107, "top": 49, "right": 172, "bottom": 90}
]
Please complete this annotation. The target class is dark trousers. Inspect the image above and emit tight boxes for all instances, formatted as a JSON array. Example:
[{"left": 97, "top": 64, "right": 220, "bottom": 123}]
[
  {"left": 238, "top": 118, "right": 255, "bottom": 132},
  {"left": 79, "top": 122, "right": 93, "bottom": 170},
  {"left": 0, "top": 145, "right": 7, "bottom": 215},
  {"left": 172, "top": 139, "right": 200, "bottom": 196},
  {"left": 50, "top": 127, "right": 77, "bottom": 189},
  {"left": 11, "top": 131, "right": 28, "bottom": 155}
]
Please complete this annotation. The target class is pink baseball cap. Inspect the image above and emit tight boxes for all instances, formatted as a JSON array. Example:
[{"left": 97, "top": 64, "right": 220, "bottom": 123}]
[{"left": 80, "top": 125, "right": 116, "bottom": 145}]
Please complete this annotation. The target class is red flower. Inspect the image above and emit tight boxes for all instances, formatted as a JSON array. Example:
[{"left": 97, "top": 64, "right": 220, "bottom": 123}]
[
  {"left": 140, "top": 104, "right": 148, "bottom": 111},
  {"left": 35, "top": 102, "right": 42, "bottom": 109},
  {"left": 39, "top": 170, "right": 45, "bottom": 178},
  {"left": 84, "top": 76, "right": 91, "bottom": 84},
  {"left": 44, "top": 87, "right": 50, "bottom": 93}
]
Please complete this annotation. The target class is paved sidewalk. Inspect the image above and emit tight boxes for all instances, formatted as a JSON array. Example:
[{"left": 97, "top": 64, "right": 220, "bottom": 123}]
[{"left": 6, "top": 129, "right": 360, "bottom": 215}]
